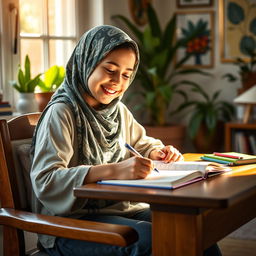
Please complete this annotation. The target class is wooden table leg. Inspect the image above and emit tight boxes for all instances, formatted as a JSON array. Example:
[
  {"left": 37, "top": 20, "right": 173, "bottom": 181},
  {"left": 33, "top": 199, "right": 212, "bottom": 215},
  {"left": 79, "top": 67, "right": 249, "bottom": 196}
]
[{"left": 152, "top": 209, "right": 203, "bottom": 256}]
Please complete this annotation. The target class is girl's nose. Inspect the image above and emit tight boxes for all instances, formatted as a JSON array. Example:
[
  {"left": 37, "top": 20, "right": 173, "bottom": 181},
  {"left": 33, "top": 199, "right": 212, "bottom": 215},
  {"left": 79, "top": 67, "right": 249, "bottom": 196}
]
[{"left": 111, "top": 72, "right": 121, "bottom": 85}]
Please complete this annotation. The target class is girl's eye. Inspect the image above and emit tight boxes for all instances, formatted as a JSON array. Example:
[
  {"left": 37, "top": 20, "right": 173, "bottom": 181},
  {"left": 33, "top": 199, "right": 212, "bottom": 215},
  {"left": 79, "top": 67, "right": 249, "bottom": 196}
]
[
  {"left": 105, "top": 68, "right": 114, "bottom": 73},
  {"left": 123, "top": 74, "right": 130, "bottom": 79}
]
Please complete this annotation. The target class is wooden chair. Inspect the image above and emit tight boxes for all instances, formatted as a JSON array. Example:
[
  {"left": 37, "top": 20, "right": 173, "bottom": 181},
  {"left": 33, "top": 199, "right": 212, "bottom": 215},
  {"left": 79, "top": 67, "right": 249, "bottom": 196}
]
[{"left": 0, "top": 113, "right": 138, "bottom": 256}]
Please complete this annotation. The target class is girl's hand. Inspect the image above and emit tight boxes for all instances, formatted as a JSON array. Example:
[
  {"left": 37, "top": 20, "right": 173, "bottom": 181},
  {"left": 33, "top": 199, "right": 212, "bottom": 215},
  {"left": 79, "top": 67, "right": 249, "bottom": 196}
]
[
  {"left": 149, "top": 145, "right": 184, "bottom": 163},
  {"left": 114, "top": 156, "right": 153, "bottom": 180},
  {"left": 84, "top": 156, "right": 153, "bottom": 184}
]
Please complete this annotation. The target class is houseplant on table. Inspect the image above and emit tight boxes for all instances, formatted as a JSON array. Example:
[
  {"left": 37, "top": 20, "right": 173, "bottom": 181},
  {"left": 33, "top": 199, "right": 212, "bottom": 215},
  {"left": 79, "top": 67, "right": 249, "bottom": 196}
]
[
  {"left": 35, "top": 65, "right": 65, "bottom": 111},
  {"left": 10, "top": 54, "right": 41, "bottom": 114},
  {"left": 175, "top": 85, "right": 235, "bottom": 153},
  {"left": 112, "top": 4, "right": 210, "bottom": 149}
]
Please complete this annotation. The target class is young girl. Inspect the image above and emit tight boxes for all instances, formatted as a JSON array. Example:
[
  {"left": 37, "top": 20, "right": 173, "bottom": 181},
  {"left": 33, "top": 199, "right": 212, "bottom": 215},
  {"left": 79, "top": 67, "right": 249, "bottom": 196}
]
[{"left": 30, "top": 25, "right": 221, "bottom": 256}]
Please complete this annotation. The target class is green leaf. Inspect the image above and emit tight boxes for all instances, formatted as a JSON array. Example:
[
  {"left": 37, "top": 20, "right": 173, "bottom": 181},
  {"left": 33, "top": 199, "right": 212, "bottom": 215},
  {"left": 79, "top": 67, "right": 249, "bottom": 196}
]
[
  {"left": 150, "top": 50, "right": 168, "bottom": 74},
  {"left": 145, "top": 91, "right": 156, "bottom": 108},
  {"left": 143, "top": 27, "right": 160, "bottom": 54},
  {"left": 44, "top": 65, "right": 59, "bottom": 89},
  {"left": 147, "top": 3, "right": 162, "bottom": 38},
  {"left": 173, "top": 101, "right": 196, "bottom": 114},
  {"left": 10, "top": 81, "right": 22, "bottom": 93},
  {"left": 24, "top": 55, "right": 31, "bottom": 83},
  {"left": 205, "top": 108, "right": 217, "bottom": 131},
  {"left": 55, "top": 66, "right": 65, "bottom": 86},
  {"left": 212, "top": 90, "right": 221, "bottom": 102},
  {"left": 176, "top": 68, "right": 211, "bottom": 76},
  {"left": 189, "top": 112, "right": 203, "bottom": 138},
  {"left": 38, "top": 79, "right": 49, "bottom": 92},
  {"left": 18, "top": 67, "right": 26, "bottom": 92},
  {"left": 161, "top": 14, "right": 176, "bottom": 49},
  {"left": 174, "top": 53, "right": 192, "bottom": 69},
  {"left": 158, "top": 85, "right": 172, "bottom": 103},
  {"left": 26, "top": 74, "right": 41, "bottom": 92},
  {"left": 222, "top": 73, "right": 238, "bottom": 82}
]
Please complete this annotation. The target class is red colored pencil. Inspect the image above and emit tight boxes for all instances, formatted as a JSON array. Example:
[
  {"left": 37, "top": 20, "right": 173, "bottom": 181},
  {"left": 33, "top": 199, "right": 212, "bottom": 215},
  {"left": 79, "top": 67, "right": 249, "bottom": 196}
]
[{"left": 213, "top": 152, "right": 243, "bottom": 159}]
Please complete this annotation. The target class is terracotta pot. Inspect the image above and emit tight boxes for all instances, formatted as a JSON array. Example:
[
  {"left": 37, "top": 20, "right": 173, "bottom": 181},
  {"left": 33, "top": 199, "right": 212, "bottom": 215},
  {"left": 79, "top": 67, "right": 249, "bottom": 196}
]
[
  {"left": 193, "top": 122, "right": 224, "bottom": 153},
  {"left": 144, "top": 124, "right": 186, "bottom": 151},
  {"left": 35, "top": 92, "right": 54, "bottom": 112}
]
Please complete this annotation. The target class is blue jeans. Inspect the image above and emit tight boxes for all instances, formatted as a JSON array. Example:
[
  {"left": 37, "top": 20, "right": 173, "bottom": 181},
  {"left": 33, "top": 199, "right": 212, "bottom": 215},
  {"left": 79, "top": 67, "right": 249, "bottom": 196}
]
[{"left": 45, "top": 208, "right": 222, "bottom": 256}]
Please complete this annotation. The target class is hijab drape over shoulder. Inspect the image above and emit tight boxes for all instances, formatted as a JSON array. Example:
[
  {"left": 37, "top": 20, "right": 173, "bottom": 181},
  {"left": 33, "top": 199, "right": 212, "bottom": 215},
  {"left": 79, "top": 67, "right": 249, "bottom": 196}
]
[{"left": 31, "top": 25, "right": 140, "bottom": 165}]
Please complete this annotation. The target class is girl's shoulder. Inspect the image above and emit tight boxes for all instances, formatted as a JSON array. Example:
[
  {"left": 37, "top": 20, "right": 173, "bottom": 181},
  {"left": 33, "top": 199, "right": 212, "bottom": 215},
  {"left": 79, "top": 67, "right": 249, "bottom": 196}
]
[
  {"left": 44, "top": 102, "right": 75, "bottom": 124},
  {"left": 119, "top": 102, "right": 133, "bottom": 117}
]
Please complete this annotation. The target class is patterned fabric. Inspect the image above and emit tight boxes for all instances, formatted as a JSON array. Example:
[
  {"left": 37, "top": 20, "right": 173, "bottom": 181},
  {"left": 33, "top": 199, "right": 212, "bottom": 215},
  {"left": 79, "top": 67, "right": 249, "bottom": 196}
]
[{"left": 31, "top": 25, "right": 140, "bottom": 166}]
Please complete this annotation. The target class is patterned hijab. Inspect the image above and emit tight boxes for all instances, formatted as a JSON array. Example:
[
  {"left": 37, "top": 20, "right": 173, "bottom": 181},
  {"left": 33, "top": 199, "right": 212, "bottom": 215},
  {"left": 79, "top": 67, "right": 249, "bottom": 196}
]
[{"left": 31, "top": 25, "right": 140, "bottom": 165}]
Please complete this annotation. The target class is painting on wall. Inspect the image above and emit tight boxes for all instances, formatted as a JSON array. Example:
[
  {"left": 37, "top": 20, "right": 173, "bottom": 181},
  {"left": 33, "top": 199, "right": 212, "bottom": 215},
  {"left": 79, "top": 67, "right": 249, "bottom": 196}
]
[
  {"left": 219, "top": 0, "right": 256, "bottom": 62},
  {"left": 175, "top": 11, "right": 214, "bottom": 68},
  {"left": 177, "top": 0, "right": 213, "bottom": 8},
  {"left": 128, "top": 0, "right": 152, "bottom": 26}
]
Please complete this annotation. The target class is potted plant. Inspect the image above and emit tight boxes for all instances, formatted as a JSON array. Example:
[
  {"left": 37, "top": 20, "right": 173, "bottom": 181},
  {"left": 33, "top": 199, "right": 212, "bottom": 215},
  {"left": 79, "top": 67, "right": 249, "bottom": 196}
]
[
  {"left": 35, "top": 65, "right": 65, "bottom": 111},
  {"left": 112, "top": 4, "right": 210, "bottom": 149},
  {"left": 10, "top": 55, "right": 41, "bottom": 114},
  {"left": 223, "top": 50, "right": 256, "bottom": 95},
  {"left": 176, "top": 85, "right": 235, "bottom": 153}
]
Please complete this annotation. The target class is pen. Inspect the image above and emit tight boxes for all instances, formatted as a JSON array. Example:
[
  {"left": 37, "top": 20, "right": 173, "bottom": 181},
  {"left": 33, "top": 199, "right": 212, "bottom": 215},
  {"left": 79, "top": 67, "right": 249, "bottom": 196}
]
[
  {"left": 125, "top": 143, "right": 159, "bottom": 173},
  {"left": 213, "top": 152, "right": 243, "bottom": 159}
]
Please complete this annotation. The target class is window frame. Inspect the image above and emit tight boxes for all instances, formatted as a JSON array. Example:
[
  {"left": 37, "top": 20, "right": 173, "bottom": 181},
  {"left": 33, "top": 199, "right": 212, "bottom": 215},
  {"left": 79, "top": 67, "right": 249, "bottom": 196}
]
[
  {"left": 0, "top": 0, "right": 79, "bottom": 108},
  {"left": 19, "top": 0, "right": 78, "bottom": 75}
]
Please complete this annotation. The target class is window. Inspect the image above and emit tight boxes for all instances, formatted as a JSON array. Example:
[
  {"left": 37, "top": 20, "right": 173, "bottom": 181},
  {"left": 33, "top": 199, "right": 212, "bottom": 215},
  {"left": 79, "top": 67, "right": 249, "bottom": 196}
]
[
  {"left": 0, "top": 0, "right": 77, "bottom": 106},
  {"left": 19, "top": 0, "right": 77, "bottom": 76}
]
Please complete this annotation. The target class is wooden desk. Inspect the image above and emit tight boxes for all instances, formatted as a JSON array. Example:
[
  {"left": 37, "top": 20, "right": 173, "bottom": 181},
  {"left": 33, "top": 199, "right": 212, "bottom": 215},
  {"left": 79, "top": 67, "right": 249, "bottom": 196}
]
[{"left": 74, "top": 154, "right": 256, "bottom": 256}]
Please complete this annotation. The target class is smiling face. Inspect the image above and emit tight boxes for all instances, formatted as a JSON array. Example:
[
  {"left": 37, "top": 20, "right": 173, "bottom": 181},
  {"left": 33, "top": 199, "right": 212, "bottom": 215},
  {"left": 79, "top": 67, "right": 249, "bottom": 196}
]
[{"left": 85, "top": 47, "right": 136, "bottom": 109}]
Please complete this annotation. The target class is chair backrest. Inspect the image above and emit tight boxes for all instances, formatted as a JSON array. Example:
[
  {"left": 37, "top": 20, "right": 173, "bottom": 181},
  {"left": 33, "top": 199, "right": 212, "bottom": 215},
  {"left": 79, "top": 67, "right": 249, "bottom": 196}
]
[
  {"left": 0, "top": 113, "right": 41, "bottom": 255},
  {"left": 0, "top": 113, "right": 41, "bottom": 211},
  {"left": 0, "top": 112, "right": 138, "bottom": 256}
]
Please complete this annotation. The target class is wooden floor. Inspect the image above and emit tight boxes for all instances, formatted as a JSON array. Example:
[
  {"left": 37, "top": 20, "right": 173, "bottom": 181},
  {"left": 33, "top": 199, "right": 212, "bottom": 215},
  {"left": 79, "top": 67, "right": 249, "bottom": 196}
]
[{"left": 219, "top": 237, "right": 256, "bottom": 256}]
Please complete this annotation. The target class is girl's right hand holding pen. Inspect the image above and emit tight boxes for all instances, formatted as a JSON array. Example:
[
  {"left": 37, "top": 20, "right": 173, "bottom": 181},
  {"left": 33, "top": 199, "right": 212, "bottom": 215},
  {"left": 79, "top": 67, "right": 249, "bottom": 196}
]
[
  {"left": 113, "top": 156, "right": 154, "bottom": 180},
  {"left": 84, "top": 156, "right": 153, "bottom": 183}
]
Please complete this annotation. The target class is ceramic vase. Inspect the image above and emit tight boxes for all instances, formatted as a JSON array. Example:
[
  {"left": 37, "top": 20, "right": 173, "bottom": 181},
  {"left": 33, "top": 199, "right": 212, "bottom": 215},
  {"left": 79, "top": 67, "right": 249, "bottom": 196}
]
[{"left": 16, "top": 93, "right": 39, "bottom": 114}]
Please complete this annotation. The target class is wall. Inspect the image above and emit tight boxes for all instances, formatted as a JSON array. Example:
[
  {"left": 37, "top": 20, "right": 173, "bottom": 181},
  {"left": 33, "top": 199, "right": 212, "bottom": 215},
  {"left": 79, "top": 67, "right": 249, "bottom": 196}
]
[{"left": 101, "top": 0, "right": 241, "bottom": 126}]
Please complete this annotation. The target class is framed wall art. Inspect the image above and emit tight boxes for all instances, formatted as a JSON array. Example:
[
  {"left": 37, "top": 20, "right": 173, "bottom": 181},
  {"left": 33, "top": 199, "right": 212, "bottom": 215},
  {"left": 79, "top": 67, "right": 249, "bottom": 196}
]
[
  {"left": 175, "top": 10, "right": 214, "bottom": 68},
  {"left": 128, "top": 0, "right": 152, "bottom": 26},
  {"left": 177, "top": 0, "right": 213, "bottom": 8},
  {"left": 219, "top": 0, "right": 256, "bottom": 62}
]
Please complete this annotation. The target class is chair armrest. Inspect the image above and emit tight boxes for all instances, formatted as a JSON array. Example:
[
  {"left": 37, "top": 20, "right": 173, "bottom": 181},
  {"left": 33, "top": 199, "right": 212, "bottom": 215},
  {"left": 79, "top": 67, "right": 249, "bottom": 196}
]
[{"left": 0, "top": 208, "right": 138, "bottom": 246}]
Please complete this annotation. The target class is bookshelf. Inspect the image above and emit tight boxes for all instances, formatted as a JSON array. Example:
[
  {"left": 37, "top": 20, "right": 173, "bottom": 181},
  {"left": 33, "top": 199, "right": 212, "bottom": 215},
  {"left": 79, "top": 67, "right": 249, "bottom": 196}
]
[{"left": 225, "top": 122, "right": 256, "bottom": 154}]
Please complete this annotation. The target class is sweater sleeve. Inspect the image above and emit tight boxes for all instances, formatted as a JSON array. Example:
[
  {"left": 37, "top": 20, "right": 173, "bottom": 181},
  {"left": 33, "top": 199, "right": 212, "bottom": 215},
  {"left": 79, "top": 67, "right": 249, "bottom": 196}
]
[
  {"left": 120, "top": 103, "right": 164, "bottom": 157},
  {"left": 30, "top": 103, "right": 89, "bottom": 215}
]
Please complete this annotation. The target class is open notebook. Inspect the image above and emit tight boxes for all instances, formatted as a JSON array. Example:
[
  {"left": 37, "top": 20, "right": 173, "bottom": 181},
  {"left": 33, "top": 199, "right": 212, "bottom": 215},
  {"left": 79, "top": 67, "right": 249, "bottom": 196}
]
[{"left": 98, "top": 161, "right": 231, "bottom": 189}]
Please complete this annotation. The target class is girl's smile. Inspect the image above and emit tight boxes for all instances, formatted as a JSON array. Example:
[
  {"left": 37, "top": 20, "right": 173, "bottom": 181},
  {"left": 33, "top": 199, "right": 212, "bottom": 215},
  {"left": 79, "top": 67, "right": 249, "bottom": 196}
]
[{"left": 84, "top": 47, "right": 136, "bottom": 109}]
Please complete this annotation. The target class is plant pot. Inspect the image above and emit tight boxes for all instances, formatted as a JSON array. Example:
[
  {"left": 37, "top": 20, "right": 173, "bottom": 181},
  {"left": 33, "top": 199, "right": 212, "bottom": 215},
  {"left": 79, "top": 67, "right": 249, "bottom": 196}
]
[
  {"left": 193, "top": 122, "right": 224, "bottom": 153},
  {"left": 144, "top": 124, "right": 186, "bottom": 151},
  {"left": 35, "top": 92, "right": 54, "bottom": 112},
  {"left": 16, "top": 93, "right": 39, "bottom": 114}
]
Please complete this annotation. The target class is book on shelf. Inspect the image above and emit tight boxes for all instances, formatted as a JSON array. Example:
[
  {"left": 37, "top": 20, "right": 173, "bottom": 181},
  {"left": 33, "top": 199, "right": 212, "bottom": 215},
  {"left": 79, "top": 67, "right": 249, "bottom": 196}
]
[
  {"left": 98, "top": 161, "right": 231, "bottom": 190},
  {"left": 201, "top": 152, "right": 256, "bottom": 165},
  {"left": 249, "top": 135, "right": 256, "bottom": 155},
  {"left": 0, "top": 101, "right": 13, "bottom": 115}
]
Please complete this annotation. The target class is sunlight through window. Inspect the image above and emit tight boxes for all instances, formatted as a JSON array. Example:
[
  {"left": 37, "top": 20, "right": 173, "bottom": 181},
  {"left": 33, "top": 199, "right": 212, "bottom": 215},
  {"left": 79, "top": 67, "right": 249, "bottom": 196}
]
[{"left": 19, "top": 0, "right": 76, "bottom": 76}]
